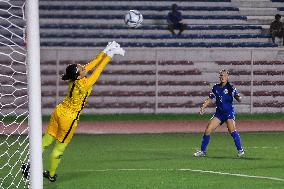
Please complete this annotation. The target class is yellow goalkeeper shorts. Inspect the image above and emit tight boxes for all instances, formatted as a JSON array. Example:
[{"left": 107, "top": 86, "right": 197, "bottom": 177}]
[{"left": 47, "top": 104, "right": 79, "bottom": 144}]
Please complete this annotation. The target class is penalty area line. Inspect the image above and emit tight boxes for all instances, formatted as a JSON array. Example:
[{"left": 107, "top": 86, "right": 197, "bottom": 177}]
[
  {"left": 179, "top": 168, "right": 284, "bottom": 182},
  {"left": 79, "top": 168, "right": 284, "bottom": 182}
]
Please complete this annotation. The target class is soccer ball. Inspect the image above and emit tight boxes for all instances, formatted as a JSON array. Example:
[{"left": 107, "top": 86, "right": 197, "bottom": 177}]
[{"left": 124, "top": 10, "right": 143, "bottom": 28}]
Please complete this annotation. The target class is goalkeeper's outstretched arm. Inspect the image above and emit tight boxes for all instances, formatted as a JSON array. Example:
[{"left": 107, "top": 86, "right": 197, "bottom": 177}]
[
  {"left": 84, "top": 52, "right": 106, "bottom": 72},
  {"left": 85, "top": 41, "right": 125, "bottom": 88}
]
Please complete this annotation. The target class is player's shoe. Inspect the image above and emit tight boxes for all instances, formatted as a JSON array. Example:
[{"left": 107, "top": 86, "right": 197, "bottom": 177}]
[
  {"left": 103, "top": 41, "right": 125, "bottom": 57},
  {"left": 43, "top": 170, "right": 57, "bottom": 182},
  {"left": 21, "top": 163, "right": 30, "bottom": 179},
  {"left": 237, "top": 149, "right": 245, "bottom": 158},
  {"left": 193, "top": 150, "right": 206, "bottom": 157}
]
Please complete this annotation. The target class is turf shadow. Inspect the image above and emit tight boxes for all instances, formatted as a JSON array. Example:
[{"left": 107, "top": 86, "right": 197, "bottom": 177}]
[
  {"left": 56, "top": 171, "right": 90, "bottom": 184},
  {"left": 93, "top": 156, "right": 177, "bottom": 163},
  {"left": 206, "top": 156, "right": 263, "bottom": 160},
  {"left": 43, "top": 181, "right": 59, "bottom": 189}
]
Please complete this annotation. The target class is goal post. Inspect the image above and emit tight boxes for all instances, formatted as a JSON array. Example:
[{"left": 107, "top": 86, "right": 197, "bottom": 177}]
[
  {"left": 0, "top": 0, "right": 42, "bottom": 188},
  {"left": 26, "top": 0, "right": 43, "bottom": 188}
]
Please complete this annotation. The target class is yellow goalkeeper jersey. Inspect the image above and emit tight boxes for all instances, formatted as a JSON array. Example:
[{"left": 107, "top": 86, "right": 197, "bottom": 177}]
[
  {"left": 58, "top": 52, "right": 110, "bottom": 115},
  {"left": 60, "top": 78, "right": 92, "bottom": 113}
]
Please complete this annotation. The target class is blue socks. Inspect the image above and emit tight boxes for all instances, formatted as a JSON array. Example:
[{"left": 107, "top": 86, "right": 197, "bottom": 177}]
[
  {"left": 200, "top": 131, "right": 243, "bottom": 152},
  {"left": 231, "top": 131, "right": 243, "bottom": 151},
  {"left": 201, "top": 134, "right": 211, "bottom": 152}
]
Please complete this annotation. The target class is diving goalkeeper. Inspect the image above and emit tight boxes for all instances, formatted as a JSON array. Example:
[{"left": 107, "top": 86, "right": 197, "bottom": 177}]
[{"left": 22, "top": 41, "right": 125, "bottom": 182}]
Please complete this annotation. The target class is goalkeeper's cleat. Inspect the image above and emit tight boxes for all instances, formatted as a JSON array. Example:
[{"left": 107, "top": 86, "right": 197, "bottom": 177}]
[
  {"left": 193, "top": 150, "right": 206, "bottom": 157},
  {"left": 237, "top": 149, "right": 245, "bottom": 158},
  {"left": 21, "top": 163, "right": 30, "bottom": 179},
  {"left": 43, "top": 170, "right": 57, "bottom": 182}
]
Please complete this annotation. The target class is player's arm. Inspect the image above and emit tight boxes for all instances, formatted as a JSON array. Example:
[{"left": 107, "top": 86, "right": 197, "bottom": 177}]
[
  {"left": 199, "top": 97, "right": 212, "bottom": 115},
  {"left": 84, "top": 41, "right": 125, "bottom": 88},
  {"left": 232, "top": 87, "right": 242, "bottom": 103},
  {"left": 84, "top": 52, "right": 106, "bottom": 72},
  {"left": 177, "top": 12, "right": 182, "bottom": 22},
  {"left": 269, "top": 22, "right": 273, "bottom": 33},
  {"left": 234, "top": 93, "right": 242, "bottom": 103},
  {"left": 84, "top": 54, "right": 111, "bottom": 88},
  {"left": 200, "top": 88, "right": 215, "bottom": 115},
  {"left": 84, "top": 41, "right": 120, "bottom": 72}
]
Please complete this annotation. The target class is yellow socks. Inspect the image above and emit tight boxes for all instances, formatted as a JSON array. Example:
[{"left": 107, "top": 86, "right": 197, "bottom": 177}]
[
  {"left": 42, "top": 133, "right": 67, "bottom": 177},
  {"left": 49, "top": 141, "right": 67, "bottom": 177}
]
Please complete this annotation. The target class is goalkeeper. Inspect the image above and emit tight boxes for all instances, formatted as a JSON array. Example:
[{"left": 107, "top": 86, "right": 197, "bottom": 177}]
[{"left": 41, "top": 41, "right": 125, "bottom": 182}]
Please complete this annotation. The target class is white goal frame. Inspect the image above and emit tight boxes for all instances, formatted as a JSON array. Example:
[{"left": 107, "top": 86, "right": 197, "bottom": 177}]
[{"left": 26, "top": 0, "right": 43, "bottom": 188}]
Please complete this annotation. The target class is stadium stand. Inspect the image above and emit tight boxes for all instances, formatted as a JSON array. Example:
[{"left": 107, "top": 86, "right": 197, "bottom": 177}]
[
  {"left": 3, "top": 51, "right": 284, "bottom": 114},
  {"left": 2, "top": 0, "right": 283, "bottom": 47},
  {"left": 32, "top": 55, "right": 284, "bottom": 114},
  {"left": 36, "top": 0, "right": 283, "bottom": 47},
  {"left": 1, "top": 0, "right": 284, "bottom": 115}
]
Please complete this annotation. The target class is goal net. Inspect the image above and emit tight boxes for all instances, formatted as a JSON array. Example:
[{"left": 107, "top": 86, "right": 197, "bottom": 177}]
[{"left": 0, "top": 0, "right": 32, "bottom": 188}]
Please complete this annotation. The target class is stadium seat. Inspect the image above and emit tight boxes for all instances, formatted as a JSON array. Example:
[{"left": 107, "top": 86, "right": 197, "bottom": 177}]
[
  {"left": 159, "top": 70, "right": 202, "bottom": 75},
  {"left": 33, "top": 0, "right": 284, "bottom": 114},
  {"left": 41, "top": 80, "right": 56, "bottom": 86},
  {"left": 42, "top": 60, "right": 57, "bottom": 65},
  {"left": 32, "top": 0, "right": 281, "bottom": 48},
  {"left": 159, "top": 60, "right": 194, "bottom": 65},
  {"left": 103, "top": 70, "right": 155, "bottom": 75},
  {"left": 253, "top": 101, "right": 284, "bottom": 108},
  {"left": 158, "top": 81, "right": 209, "bottom": 86}
]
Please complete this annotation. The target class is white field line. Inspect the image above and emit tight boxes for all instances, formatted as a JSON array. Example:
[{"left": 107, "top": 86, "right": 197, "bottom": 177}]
[
  {"left": 79, "top": 168, "right": 284, "bottom": 182},
  {"left": 179, "top": 168, "right": 284, "bottom": 182},
  {"left": 137, "top": 146, "right": 280, "bottom": 152},
  {"left": 248, "top": 146, "right": 280, "bottom": 149}
]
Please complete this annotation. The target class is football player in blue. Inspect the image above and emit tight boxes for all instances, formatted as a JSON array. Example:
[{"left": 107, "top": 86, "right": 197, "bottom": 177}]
[{"left": 194, "top": 69, "right": 245, "bottom": 157}]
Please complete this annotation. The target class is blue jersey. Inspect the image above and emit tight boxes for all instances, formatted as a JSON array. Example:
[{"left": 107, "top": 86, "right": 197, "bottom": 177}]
[{"left": 209, "top": 82, "right": 239, "bottom": 114}]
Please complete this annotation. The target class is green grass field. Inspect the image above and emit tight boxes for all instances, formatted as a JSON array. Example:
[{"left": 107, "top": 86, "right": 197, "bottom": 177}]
[
  {"left": 1, "top": 113, "right": 284, "bottom": 189},
  {"left": 39, "top": 132, "right": 284, "bottom": 189}
]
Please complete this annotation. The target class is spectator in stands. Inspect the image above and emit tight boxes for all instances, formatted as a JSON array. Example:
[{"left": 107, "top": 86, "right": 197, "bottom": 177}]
[
  {"left": 269, "top": 14, "right": 284, "bottom": 45},
  {"left": 167, "top": 4, "right": 187, "bottom": 35}
]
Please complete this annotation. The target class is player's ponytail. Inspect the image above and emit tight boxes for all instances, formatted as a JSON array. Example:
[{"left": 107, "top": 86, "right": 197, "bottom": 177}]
[
  {"left": 61, "top": 74, "right": 69, "bottom": 81},
  {"left": 61, "top": 64, "right": 80, "bottom": 81}
]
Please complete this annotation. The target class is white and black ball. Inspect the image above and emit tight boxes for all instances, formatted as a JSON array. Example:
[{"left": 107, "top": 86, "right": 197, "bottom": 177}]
[{"left": 124, "top": 10, "right": 143, "bottom": 28}]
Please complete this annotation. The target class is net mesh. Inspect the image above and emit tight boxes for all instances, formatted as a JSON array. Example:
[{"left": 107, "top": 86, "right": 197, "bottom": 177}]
[{"left": 0, "top": 0, "right": 29, "bottom": 188}]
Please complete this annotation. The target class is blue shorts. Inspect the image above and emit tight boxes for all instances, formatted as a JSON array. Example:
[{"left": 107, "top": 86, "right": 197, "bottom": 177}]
[{"left": 213, "top": 112, "right": 235, "bottom": 125}]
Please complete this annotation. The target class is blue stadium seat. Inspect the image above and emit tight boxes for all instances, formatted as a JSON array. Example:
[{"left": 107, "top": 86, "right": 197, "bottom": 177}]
[
  {"left": 41, "top": 33, "right": 270, "bottom": 39},
  {"left": 41, "top": 24, "right": 262, "bottom": 31},
  {"left": 83, "top": 0, "right": 231, "bottom": 2},
  {"left": 36, "top": 0, "right": 280, "bottom": 48},
  {"left": 39, "top": 5, "right": 239, "bottom": 11},
  {"left": 37, "top": 41, "right": 278, "bottom": 48},
  {"left": 39, "top": 14, "right": 247, "bottom": 20}
]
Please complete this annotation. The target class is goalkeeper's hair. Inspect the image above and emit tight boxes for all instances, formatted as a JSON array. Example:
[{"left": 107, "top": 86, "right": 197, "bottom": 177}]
[
  {"left": 219, "top": 69, "right": 229, "bottom": 75},
  {"left": 62, "top": 64, "right": 79, "bottom": 81}
]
